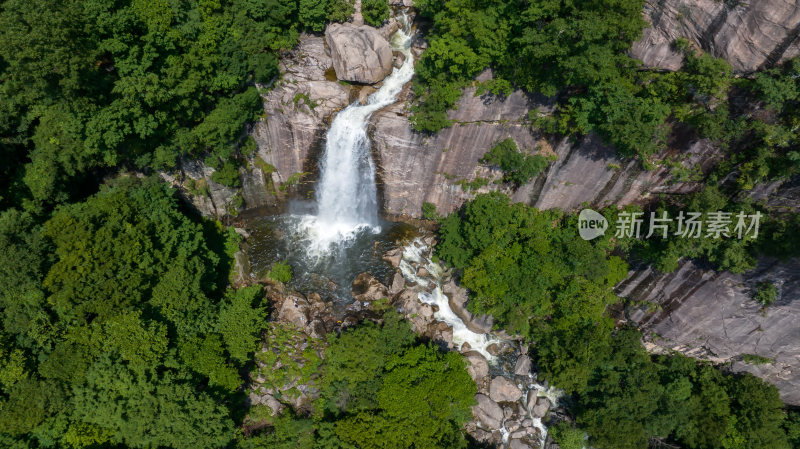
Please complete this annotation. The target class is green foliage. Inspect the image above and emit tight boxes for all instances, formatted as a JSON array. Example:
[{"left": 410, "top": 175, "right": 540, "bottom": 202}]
[
  {"left": 754, "top": 281, "right": 778, "bottom": 307},
  {"left": 0, "top": 178, "right": 261, "bottom": 447},
  {"left": 328, "top": 0, "right": 355, "bottom": 23},
  {"left": 299, "top": 0, "right": 330, "bottom": 31},
  {"left": 218, "top": 286, "right": 267, "bottom": 362},
  {"left": 480, "top": 138, "right": 552, "bottom": 185},
  {"left": 549, "top": 423, "right": 587, "bottom": 449},
  {"left": 239, "top": 312, "right": 477, "bottom": 449},
  {"left": 742, "top": 353, "right": 773, "bottom": 365},
  {"left": 634, "top": 186, "right": 759, "bottom": 274},
  {"left": 361, "top": 0, "right": 390, "bottom": 27},
  {"left": 422, "top": 202, "right": 440, "bottom": 220},
  {"left": 436, "top": 193, "right": 624, "bottom": 391},
  {"left": 0, "top": 0, "right": 299, "bottom": 210},
  {"left": 268, "top": 261, "right": 293, "bottom": 283},
  {"left": 254, "top": 322, "right": 324, "bottom": 396},
  {"left": 211, "top": 161, "right": 243, "bottom": 187}
]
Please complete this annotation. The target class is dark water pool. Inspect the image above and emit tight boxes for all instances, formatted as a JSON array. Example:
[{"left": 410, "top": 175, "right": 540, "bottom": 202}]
[{"left": 245, "top": 201, "right": 417, "bottom": 309}]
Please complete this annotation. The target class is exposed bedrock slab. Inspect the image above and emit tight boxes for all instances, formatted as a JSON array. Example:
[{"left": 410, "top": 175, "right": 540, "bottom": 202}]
[
  {"left": 631, "top": 0, "right": 800, "bottom": 72},
  {"left": 251, "top": 35, "right": 351, "bottom": 188},
  {"left": 617, "top": 257, "right": 800, "bottom": 405}
]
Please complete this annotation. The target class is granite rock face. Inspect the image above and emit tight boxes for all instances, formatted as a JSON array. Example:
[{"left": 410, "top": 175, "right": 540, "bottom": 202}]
[
  {"left": 369, "top": 85, "right": 550, "bottom": 218},
  {"left": 617, "top": 257, "right": 800, "bottom": 405},
  {"left": 251, "top": 35, "right": 351, "bottom": 190},
  {"left": 326, "top": 23, "right": 394, "bottom": 84},
  {"left": 631, "top": 0, "right": 800, "bottom": 72},
  {"left": 370, "top": 82, "right": 721, "bottom": 218}
]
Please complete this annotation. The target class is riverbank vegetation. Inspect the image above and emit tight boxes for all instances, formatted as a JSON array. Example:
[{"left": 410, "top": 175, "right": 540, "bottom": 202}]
[{"left": 436, "top": 193, "right": 800, "bottom": 449}]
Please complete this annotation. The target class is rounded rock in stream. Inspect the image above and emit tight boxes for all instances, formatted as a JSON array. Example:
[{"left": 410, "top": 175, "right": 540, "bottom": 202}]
[{"left": 489, "top": 377, "right": 523, "bottom": 403}]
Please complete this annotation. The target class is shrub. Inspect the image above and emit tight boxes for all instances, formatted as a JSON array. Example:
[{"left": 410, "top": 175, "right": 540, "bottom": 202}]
[
  {"left": 268, "top": 261, "right": 293, "bottom": 283},
  {"left": 754, "top": 281, "right": 778, "bottom": 306}
]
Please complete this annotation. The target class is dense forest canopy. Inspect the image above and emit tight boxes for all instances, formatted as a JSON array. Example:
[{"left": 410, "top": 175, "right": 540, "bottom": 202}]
[
  {"left": 436, "top": 193, "right": 800, "bottom": 449},
  {"left": 2, "top": 0, "right": 800, "bottom": 448},
  {"left": 0, "top": 0, "right": 362, "bottom": 212}
]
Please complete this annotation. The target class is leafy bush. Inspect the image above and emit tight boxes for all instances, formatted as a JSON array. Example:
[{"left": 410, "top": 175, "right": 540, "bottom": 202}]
[
  {"left": 754, "top": 281, "right": 778, "bottom": 306},
  {"left": 268, "top": 261, "right": 293, "bottom": 283},
  {"left": 480, "top": 138, "right": 553, "bottom": 185},
  {"left": 422, "top": 202, "right": 439, "bottom": 220}
]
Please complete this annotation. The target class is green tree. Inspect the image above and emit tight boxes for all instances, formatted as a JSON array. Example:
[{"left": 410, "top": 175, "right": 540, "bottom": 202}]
[{"left": 361, "top": 0, "right": 390, "bottom": 27}]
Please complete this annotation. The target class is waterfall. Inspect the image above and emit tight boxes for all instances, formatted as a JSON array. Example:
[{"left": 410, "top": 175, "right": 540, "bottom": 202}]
[{"left": 307, "top": 16, "right": 414, "bottom": 252}]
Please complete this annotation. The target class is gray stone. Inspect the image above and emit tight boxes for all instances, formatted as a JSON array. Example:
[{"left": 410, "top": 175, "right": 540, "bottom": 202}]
[
  {"left": 351, "top": 272, "right": 389, "bottom": 302},
  {"left": 489, "top": 377, "right": 523, "bottom": 403},
  {"left": 464, "top": 351, "right": 490, "bottom": 382},
  {"left": 506, "top": 420, "right": 520, "bottom": 432},
  {"left": 326, "top": 23, "right": 394, "bottom": 84},
  {"left": 473, "top": 394, "right": 503, "bottom": 429},
  {"left": 514, "top": 355, "right": 532, "bottom": 376},
  {"left": 509, "top": 439, "right": 533, "bottom": 449},
  {"left": 389, "top": 271, "right": 405, "bottom": 295},
  {"left": 532, "top": 397, "right": 551, "bottom": 418},
  {"left": 630, "top": 0, "right": 800, "bottom": 73},
  {"left": 618, "top": 257, "right": 800, "bottom": 405},
  {"left": 251, "top": 35, "right": 350, "bottom": 198},
  {"left": 278, "top": 295, "right": 310, "bottom": 329}
]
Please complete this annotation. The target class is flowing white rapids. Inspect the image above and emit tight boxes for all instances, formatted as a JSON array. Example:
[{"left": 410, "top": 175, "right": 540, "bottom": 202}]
[
  {"left": 304, "top": 17, "right": 414, "bottom": 253},
  {"left": 398, "top": 237, "right": 565, "bottom": 449}
]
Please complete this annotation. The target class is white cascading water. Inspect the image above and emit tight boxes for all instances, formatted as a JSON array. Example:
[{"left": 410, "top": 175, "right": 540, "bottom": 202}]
[
  {"left": 305, "top": 15, "right": 414, "bottom": 252},
  {"left": 398, "top": 238, "right": 565, "bottom": 449}
]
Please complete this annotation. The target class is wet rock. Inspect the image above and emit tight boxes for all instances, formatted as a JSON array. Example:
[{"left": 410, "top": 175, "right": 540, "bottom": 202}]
[
  {"left": 506, "top": 420, "right": 521, "bottom": 432},
  {"left": 417, "top": 267, "right": 429, "bottom": 277},
  {"left": 383, "top": 248, "right": 403, "bottom": 267},
  {"left": 525, "top": 392, "right": 537, "bottom": 411},
  {"left": 531, "top": 397, "right": 551, "bottom": 418},
  {"left": 510, "top": 429, "right": 528, "bottom": 439},
  {"left": 521, "top": 418, "right": 533, "bottom": 428},
  {"left": 351, "top": 272, "right": 389, "bottom": 302},
  {"left": 473, "top": 394, "right": 504, "bottom": 429},
  {"left": 357, "top": 86, "right": 376, "bottom": 105},
  {"left": 388, "top": 271, "right": 405, "bottom": 295},
  {"left": 470, "top": 429, "right": 493, "bottom": 443},
  {"left": 489, "top": 377, "right": 523, "bottom": 403},
  {"left": 251, "top": 35, "right": 350, "bottom": 201},
  {"left": 392, "top": 50, "right": 406, "bottom": 69},
  {"left": 379, "top": 19, "right": 402, "bottom": 40},
  {"left": 486, "top": 343, "right": 501, "bottom": 356},
  {"left": 326, "top": 23, "right": 394, "bottom": 84},
  {"left": 514, "top": 355, "right": 532, "bottom": 376},
  {"left": 503, "top": 407, "right": 514, "bottom": 419}
]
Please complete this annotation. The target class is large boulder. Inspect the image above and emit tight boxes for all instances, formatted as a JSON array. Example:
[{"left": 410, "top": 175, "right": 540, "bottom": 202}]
[
  {"left": 351, "top": 272, "right": 389, "bottom": 302},
  {"left": 514, "top": 354, "right": 532, "bottom": 376},
  {"left": 473, "top": 394, "right": 504, "bottom": 429},
  {"left": 489, "top": 377, "right": 523, "bottom": 403},
  {"left": 464, "top": 351, "right": 490, "bottom": 382},
  {"left": 326, "top": 23, "right": 394, "bottom": 84}
]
